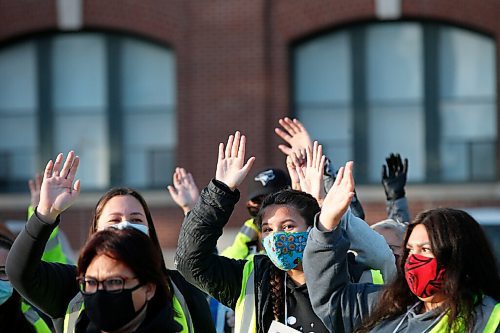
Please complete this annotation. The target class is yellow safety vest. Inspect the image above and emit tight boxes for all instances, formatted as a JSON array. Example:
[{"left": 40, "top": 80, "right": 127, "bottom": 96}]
[
  {"left": 63, "top": 280, "right": 193, "bottom": 333},
  {"left": 428, "top": 301, "right": 499, "bottom": 333},
  {"left": 221, "top": 219, "right": 260, "bottom": 260},
  {"left": 370, "top": 270, "right": 384, "bottom": 285},
  {"left": 234, "top": 259, "right": 257, "bottom": 333},
  {"left": 28, "top": 205, "right": 72, "bottom": 264},
  {"left": 21, "top": 301, "right": 52, "bottom": 333}
]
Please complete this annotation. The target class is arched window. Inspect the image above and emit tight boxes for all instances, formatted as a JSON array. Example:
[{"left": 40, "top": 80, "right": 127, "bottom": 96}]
[
  {"left": 294, "top": 23, "right": 496, "bottom": 183},
  {"left": 0, "top": 33, "right": 176, "bottom": 192}
]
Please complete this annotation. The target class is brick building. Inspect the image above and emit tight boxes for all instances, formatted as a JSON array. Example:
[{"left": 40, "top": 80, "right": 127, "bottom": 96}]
[{"left": 0, "top": 0, "right": 499, "bottom": 262}]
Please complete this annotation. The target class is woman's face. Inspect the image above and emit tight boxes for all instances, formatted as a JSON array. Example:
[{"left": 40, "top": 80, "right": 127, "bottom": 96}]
[
  {"left": 85, "top": 254, "right": 155, "bottom": 312},
  {"left": 260, "top": 204, "right": 308, "bottom": 238},
  {"left": 96, "top": 195, "right": 148, "bottom": 231},
  {"left": 406, "top": 224, "right": 434, "bottom": 258},
  {"left": 405, "top": 224, "right": 446, "bottom": 304}
]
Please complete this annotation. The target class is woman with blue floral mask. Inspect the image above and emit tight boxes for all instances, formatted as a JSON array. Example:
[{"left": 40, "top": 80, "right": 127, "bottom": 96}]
[{"left": 175, "top": 131, "right": 394, "bottom": 333}]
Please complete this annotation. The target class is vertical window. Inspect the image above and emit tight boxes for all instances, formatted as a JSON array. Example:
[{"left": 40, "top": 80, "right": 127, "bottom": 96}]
[
  {"left": 366, "top": 24, "right": 425, "bottom": 182},
  {"left": 295, "top": 32, "right": 353, "bottom": 168},
  {"left": 121, "top": 38, "right": 176, "bottom": 188},
  {"left": 439, "top": 27, "right": 497, "bottom": 181},
  {"left": 293, "top": 23, "right": 497, "bottom": 183},
  {"left": 0, "top": 41, "right": 38, "bottom": 190},
  {"left": 0, "top": 33, "right": 176, "bottom": 192},
  {"left": 52, "top": 34, "right": 109, "bottom": 188}
]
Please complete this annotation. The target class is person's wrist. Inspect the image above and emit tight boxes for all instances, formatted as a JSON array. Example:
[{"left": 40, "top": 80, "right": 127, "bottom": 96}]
[{"left": 35, "top": 205, "right": 58, "bottom": 224}]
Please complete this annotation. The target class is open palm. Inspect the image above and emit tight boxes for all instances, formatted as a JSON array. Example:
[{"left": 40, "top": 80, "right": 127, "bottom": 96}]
[
  {"left": 37, "top": 151, "right": 81, "bottom": 223},
  {"left": 215, "top": 131, "right": 255, "bottom": 191}
]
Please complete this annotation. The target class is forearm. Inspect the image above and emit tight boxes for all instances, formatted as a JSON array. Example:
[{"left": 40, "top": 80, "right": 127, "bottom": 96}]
[
  {"left": 6, "top": 212, "right": 78, "bottom": 318},
  {"left": 340, "top": 209, "right": 397, "bottom": 282},
  {"left": 386, "top": 197, "right": 410, "bottom": 224},
  {"left": 304, "top": 223, "right": 351, "bottom": 331},
  {"left": 175, "top": 180, "right": 246, "bottom": 308}
]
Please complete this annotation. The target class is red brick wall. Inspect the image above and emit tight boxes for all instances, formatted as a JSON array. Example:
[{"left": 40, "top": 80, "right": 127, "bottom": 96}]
[{"left": 1, "top": 0, "right": 500, "bottom": 252}]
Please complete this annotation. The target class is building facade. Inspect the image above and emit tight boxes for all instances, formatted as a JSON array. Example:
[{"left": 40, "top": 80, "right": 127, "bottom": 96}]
[{"left": 0, "top": 0, "right": 499, "bottom": 256}]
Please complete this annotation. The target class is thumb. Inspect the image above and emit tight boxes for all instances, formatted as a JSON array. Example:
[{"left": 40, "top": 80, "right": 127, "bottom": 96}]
[
  {"left": 167, "top": 185, "right": 178, "bottom": 198},
  {"left": 73, "top": 179, "right": 81, "bottom": 193},
  {"left": 278, "top": 145, "right": 292, "bottom": 156},
  {"left": 241, "top": 157, "right": 256, "bottom": 176}
]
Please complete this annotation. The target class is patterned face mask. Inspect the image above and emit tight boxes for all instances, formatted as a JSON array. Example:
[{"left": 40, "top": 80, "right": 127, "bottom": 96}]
[
  {"left": 262, "top": 229, "right": 310, "bottom": 271},
  {"left": 404, "top": 254, "right": 446, "bottom": 298}
]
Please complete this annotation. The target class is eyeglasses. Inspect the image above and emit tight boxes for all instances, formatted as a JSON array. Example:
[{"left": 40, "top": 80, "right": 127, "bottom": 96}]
[
  {"left": 0, "top": 266, "right": 8, "bottom": 281},
  {"left": 77, "top": 276, "right": 139, "bottom": 295}
]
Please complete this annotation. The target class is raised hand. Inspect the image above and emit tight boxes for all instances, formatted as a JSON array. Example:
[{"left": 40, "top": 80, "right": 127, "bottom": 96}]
[
  {"left": 28, "top": 173, "right": 42, "bottom": 208},
  {"left": 215, "top": 131, "right": 255, "bottom": 191},
  {"left": 274, "top": 117, "right": 313, "bottom": 165},
  {"left": 286, "top": 154, "right": 301, "bottom": 191},
  {"left": 167, "top": 167, "right": 200, "bottom": 215},
  {"left": 296, "top": 141, "right": 326, "bottom": 204},
  {"left": 318, "top": 161, "right": 355, "bottom": 231},
  {"left": 381, "top": 153, "right": 408, "bottom": 201},
  {"left": 37, "top": 151, "right": 81, "bottom": 223}
]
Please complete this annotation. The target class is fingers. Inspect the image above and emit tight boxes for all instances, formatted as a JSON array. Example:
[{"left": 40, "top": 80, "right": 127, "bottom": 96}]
[
  {"left": 60, "top": 151, "right": 75, "bottom": 179},
  {"left": 232, "top": 131, "right": 241, "bottom": 157},
  {"left": 167, "top": 185, "right": 178, "bottom": 197},
  {"left": 35, "top": 173, "right": 41, "bottom": 190},
  {"left": 275, "top": 127, "right": 292, "bottom": 143},
  {"left": 238, "top": 133, "right": 246, "bottom": 159},
  {"left": 241, "top": 156, "right": 255, "bottom": 175},
  {"left": 381, "top": 165, "right": 388, "bottom": 180},
  {"left": 225, "top": 135, "right": 234, "bottom": 158},
  {"left": 218, "top": 143, "right": 225, "bottom": 161},
  {"left": 52, "top": 153, "right": 63, "bottom": 176},
  {"left": 278, "top": 117, "right": 296, "bottom": 135},
  {"left": 73, "top": 179, "right": 81, "bottom": 193},
  {"left": 28, "top": 179, "right": 36, "bottom": 194},
  {"left": 277, "top": 144, "right": 293, "bottom": 156},
  {"left": 44, "top": 159, "right": 54, "bottom": 180},
  {"left": 403, "top": 158, "right": 409, "bottom": 174},
  {"left": 66, "top": 156, "right": 79, "bottom": 182}
]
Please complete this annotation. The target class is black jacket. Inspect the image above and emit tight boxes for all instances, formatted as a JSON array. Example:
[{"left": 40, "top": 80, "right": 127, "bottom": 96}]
[
  {"left": 6, "top": 212, "right": 214, "bottom": 333},
  {"left": 175, "top": 179, "right": 290, "bottom": 332}
]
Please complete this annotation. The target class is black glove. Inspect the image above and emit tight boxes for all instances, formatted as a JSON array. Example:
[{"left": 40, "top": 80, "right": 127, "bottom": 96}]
[{"left": 381, "top": 153, "right": 408, "bottom": 201}]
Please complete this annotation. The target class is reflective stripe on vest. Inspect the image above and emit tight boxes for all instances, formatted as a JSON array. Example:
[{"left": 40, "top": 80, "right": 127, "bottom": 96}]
[
  {"left": 64, "top": 281, "right": 195, "bottom": 333},
  {"left": 428, "top": 300, "right": 499, "bottom": 332},
  {"left": 240, "top": 219, "right": 259, "bottom": 241},
  {"left": 171, "top": 279, "right": 194, "bottom": 333},
  {"left": 64, "top": 293, "right": 84, "bottom": 333},
  {"left": 21, "top": 301, "right": 52, "bottom": 333},
  {"left": 370, "top": 270, "right": 384, "bottom": 285},
  {"left": 234, "top": 260, "right": 256, "bottom": 333}
]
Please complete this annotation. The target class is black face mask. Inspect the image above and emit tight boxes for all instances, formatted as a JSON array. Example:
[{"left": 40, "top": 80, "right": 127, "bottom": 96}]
[{"left": 83, "top": 284, "right": 144, "bottom": 331}]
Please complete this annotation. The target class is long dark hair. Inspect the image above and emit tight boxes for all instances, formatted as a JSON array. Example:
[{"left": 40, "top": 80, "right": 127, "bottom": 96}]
[
  {"left": 77, "top": 228, "right": 169, "bottom": 313},
  {"left": 255, "top": 189, "right": 320, "bottom": 321},
  {"left": 357, "top": 208, "right": 499, "bottom": 332},
  {"left": 88, "top": 187, "right": 172, "bottom": 301}
]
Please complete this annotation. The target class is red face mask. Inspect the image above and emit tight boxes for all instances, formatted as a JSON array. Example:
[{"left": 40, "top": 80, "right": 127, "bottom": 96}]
[{"left": 404, "top": 254, "right": 446, "bottom": 298}]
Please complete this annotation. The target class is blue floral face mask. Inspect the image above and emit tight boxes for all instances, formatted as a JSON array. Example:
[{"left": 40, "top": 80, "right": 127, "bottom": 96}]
[{"left": 262, "top": 229, "right": 310, "bottom": 271}]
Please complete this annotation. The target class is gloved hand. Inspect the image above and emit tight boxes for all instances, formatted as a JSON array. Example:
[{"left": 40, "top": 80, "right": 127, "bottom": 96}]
[{"left": 381, "top": 153, "right": 408, "bottom": 201}]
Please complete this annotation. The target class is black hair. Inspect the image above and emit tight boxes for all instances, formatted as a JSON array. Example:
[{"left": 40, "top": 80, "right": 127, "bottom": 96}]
[
  {"left": 357, "top": 208, "right": 499, "bottom": 332},
  {"left": 255, "top": 189, "right": 320, "bottom": 320}
]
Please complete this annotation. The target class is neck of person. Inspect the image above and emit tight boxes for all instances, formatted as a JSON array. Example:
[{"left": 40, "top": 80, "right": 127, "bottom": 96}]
[
  {"left": 104, "top": 303, "right": 148, "bottom": 333},
  {"left": 421, "top": 295, "right": 446, "bottom": 314},
  {"left": 287, "top": 264, "right": 306, "bottom": 286}
]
